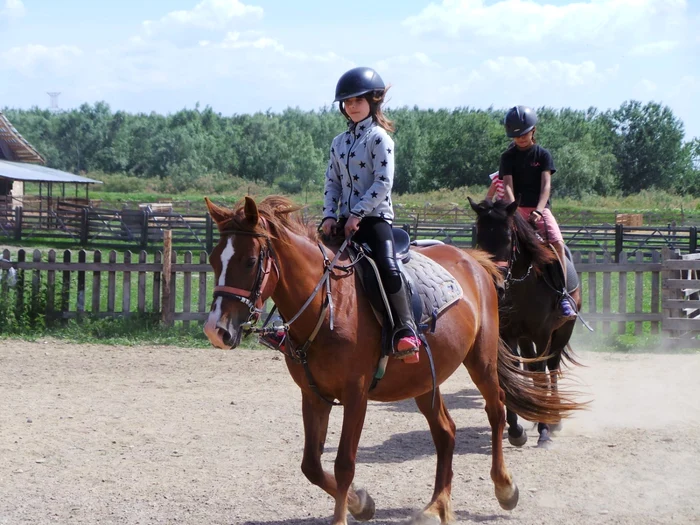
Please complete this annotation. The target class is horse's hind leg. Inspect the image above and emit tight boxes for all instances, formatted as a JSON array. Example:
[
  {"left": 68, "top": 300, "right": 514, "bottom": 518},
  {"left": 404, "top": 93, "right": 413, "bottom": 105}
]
[
  {"left": 464, "top": 334, "right": 518, "bottom": 511},
  {"left": 300, "top": 392, "right": 374, "bottom": 524},
  {"left": 411, "top": 388, "right": 456, "bottom": 524}
]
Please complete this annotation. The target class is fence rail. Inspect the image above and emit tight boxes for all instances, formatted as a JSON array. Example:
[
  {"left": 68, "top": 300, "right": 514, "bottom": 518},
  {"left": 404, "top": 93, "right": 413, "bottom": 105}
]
[
  {"left": 1, "top": 204, "right": 699, "bottom": 258},
  {"left": 2, "top": 245, "right": 700, "bottom": 345}
]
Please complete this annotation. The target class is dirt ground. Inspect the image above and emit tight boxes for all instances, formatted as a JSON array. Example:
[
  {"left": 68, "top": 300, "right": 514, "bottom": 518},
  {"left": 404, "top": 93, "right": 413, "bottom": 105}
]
[{"left": 0, "top": 340, "right": 698, "bottom": 525}]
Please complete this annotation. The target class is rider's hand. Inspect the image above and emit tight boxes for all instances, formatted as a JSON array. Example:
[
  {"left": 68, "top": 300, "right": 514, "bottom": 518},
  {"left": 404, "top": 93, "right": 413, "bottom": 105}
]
[
  {"left": 344, "top": 215, "right": 361, "bottom": 239},
  {"left": 529, "top": 210, "right": 543, "bottom": 224},
  {"left": 321, "top": 218, "right": 337, "bottom": 238}
]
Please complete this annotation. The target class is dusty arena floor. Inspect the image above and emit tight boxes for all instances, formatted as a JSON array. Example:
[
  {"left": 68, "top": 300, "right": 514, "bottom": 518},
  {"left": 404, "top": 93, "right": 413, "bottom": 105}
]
[{"left": 0, "top": 340, "right": 698, "bottom": 524}]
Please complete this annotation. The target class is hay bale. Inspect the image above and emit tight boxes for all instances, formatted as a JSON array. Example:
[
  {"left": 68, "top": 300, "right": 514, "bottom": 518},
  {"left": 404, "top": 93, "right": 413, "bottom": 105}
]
[{"left": 615, "top": 213, "right": 643, "bottom": 227}]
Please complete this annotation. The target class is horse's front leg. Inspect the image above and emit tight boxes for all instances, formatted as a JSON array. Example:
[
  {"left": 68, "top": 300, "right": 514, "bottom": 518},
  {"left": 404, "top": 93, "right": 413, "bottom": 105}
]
[
  {"left": 300, "top": 391, "right": 374, "bottom": 525},
  {"left": 529, "top": 335, "right": 555, "bottom": 449},
  {"left": 412, "top": 388, "right": 456, "bottom": 524},
  {"left": 332, "top": 388, "right": 371, "bottom": 525},
  {"left": 504, "top": 337, "right": 527, "bottom": 447}
]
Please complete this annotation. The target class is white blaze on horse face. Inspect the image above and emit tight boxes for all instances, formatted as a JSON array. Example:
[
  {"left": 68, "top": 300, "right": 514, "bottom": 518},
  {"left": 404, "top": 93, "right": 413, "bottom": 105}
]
[{"left": 204, "top": 237, "right": 235, "bottom": 347}]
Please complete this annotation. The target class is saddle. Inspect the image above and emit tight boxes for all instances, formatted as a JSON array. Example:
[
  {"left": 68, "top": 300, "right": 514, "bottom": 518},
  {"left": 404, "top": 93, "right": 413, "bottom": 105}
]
[{"left": 350, "top": 228, "right": 462, "bottom": 359}]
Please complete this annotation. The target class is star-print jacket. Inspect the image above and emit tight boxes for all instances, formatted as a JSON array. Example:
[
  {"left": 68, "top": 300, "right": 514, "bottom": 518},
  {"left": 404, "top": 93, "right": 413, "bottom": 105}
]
[{"left": 322, "top": 115, "right": 395, "bottom": 223}]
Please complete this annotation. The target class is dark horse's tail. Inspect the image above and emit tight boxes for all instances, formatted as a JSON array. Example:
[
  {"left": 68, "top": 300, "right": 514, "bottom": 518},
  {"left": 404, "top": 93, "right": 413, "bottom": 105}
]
[{"left": 497, "top": 339, "right": 588, "bottom": 424}]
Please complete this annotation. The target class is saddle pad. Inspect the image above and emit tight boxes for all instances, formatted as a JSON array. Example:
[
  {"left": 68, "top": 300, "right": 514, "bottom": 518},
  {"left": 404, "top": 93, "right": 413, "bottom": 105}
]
[{"left": 403, "top": 250, "right": 463, "bottom": 324}]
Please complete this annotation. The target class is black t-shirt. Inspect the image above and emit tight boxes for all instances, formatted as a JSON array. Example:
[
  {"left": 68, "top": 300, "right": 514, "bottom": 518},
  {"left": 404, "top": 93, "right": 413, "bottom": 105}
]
[{"left": 499, "top": 144, "right": 556, "bottom": 208}]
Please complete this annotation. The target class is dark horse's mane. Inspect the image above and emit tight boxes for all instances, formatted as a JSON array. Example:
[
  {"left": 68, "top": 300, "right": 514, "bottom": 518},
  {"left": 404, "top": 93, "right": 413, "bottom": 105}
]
[
  {"left": 217, "top": 195, "right": 319, "bottom": 243},
  {"left": 479, "top": 199, "right": 557, "bottom": 271}
]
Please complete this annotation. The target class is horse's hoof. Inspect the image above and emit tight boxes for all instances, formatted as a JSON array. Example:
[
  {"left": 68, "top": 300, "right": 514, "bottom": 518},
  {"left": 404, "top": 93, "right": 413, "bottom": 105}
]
[
  {"left": 537, "top": 430, "right": 554, "bottom": 449},
  {"left": 349, "top": 488, "right": 375, "bottom": 522},
  {"left": 508, "top": 427, "right": 528, "bottom": 447},
  {"left": 496, "top": 482, "right": 519, "bottom": 511}
]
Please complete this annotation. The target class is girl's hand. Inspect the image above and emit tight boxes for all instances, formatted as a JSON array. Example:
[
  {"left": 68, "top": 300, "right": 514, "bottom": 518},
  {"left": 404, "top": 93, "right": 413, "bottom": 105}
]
[
  {"left": 345, "top": 215, "right": 361, "bottom": 239},
  {"left": 321, "top": 218, "right": 337, "bottom": 238},
  {"left": 529, "top": 210, "right": 543, "bottom": 224}
]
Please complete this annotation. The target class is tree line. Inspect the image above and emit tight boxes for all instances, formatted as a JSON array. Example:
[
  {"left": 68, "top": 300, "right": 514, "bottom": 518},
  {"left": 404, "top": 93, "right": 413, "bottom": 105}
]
[{"left": 4, "top": 100, "right": 699, "bottom": 197}]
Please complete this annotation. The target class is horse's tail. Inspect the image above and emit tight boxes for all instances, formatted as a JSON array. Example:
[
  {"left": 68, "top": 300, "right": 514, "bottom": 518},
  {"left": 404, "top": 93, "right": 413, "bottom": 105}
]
[{"left": 497, "top": 339, "right": 588, "bottom": 424}]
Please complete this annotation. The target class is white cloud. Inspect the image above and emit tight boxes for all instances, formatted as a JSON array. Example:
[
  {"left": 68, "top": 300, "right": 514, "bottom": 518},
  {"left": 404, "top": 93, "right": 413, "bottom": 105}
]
[
  {"left": 484, "top": 56, "right": 603, "bottom": 87},
  {"left": 638, "top": 79, "right": 658, "bottom": 92},
  {"left": 143, "top": 0, "right": 263, "bottom": 36},
  {"left": 375, "top": 52, "right": 439, "bottom": 73},
  {"left": 403, "top": 0, "right": 687, "bottom": 47},
  {"left": 0, "top": 44, "right": 82, "bottom": 76},
  {"left": 630, "top": 40, "right": 679, "bottom": 56},
  {"left": 1, "top": 0, "right": 26, "bottom": 19},
  {"left": 207, "top": 31, "right": 341, "bottom": 62}
]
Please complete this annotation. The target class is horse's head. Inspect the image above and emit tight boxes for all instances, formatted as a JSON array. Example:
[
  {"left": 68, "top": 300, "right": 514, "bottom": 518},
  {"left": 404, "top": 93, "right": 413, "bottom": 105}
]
[
  {"left": 203, "top": 196, "right": 280, "bottom": 350},
  {"left": 468, "top": 197, "right": 519, "bottom": 264}
]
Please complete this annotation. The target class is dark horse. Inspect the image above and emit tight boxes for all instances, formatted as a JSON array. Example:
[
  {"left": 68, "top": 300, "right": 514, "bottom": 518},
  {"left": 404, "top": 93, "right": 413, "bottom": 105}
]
[
  {"left": 469, "top": 197, "right": 582, "bottom": 449},
  {"left": 203, "top": 195, "right": 584, "bottom": 525}
]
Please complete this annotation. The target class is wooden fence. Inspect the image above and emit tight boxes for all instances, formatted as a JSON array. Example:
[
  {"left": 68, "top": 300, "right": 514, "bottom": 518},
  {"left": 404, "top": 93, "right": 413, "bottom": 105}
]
[{"left": 2, "top": 245, "right": 700, "bottom": 345}]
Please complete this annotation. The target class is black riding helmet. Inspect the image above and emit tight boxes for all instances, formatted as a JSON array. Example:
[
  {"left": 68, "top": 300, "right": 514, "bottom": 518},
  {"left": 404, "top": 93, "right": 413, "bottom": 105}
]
[
  {"left": 334, "top": 67, "right": 385, "bottom": 102},
  {"left": 504, "top": 106, "right": 538, "bottom": 138}
]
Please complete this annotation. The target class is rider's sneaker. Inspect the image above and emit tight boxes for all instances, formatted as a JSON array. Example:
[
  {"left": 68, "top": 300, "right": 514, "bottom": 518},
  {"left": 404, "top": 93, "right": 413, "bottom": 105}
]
[
  {"left": 259, "top": 330, "right": 286, "bottom": 351},
  {"left": 396, "top": 335, "right": 421, "bottom": 363},
  {"left": 560, "top": 297, "right": 576, "bottom": 318}
]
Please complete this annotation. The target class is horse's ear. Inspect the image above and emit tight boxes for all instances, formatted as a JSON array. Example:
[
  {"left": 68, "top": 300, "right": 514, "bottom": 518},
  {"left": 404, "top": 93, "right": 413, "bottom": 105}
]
[
  {"left": 244, "top": 196, "right": 260, "bottom": 224},
  {"left": 505, "top": 197, "right": 520, "bottom": 216},
  {"left": 468, "top": 196, "right": 485, "bottom": 215},
  {"left": 204, "top": 197, "right": 229, "bottom": 225}
]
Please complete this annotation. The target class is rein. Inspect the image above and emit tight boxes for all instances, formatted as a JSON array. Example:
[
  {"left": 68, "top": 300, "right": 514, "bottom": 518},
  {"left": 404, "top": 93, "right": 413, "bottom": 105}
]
[
  {"left": 215, "top": 221, "right": 354, "bottom": 406},
  {"left": 500, "top": 223, "right": 533, "bottom": 288}
]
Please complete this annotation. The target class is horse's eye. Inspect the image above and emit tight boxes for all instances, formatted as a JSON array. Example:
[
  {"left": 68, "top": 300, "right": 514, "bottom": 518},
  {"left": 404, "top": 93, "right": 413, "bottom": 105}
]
[{"left": 246, "top": 257, "right": 257, "bottom": 268}]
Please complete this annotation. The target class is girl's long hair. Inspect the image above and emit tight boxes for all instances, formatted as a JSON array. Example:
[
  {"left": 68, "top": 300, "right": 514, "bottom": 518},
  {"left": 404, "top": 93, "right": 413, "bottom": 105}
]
[{"left": 368, "top": 86, "right": 394, "bottom": 132}]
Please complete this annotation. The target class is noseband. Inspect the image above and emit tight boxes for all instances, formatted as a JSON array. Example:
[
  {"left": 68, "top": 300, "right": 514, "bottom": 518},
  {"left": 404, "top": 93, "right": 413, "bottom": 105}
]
[{"left": 213, "top": 218, "right": 280, "bottom": 326}]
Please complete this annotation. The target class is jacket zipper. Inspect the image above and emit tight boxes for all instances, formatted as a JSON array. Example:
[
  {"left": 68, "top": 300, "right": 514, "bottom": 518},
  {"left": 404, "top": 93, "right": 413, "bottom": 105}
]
[{"left": 346, "top": 127, "right": 357, "bottom": 214}]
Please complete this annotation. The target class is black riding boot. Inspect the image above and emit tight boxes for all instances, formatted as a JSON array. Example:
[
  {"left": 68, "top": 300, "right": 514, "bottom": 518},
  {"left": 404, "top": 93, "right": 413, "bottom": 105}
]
[{"left": 387, "top": 280, "right": 421, "bottom": 363}]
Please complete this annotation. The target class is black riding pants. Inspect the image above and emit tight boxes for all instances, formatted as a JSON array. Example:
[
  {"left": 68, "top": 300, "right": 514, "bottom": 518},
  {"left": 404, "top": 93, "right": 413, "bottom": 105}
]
[{"left": 352, "top": 217, "right": 402, "bottom": 294}]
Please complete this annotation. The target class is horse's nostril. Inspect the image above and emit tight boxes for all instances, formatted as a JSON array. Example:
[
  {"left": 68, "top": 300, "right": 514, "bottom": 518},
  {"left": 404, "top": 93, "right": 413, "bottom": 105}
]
[{"left": 218, "top": 327, "right": 232, "bottom": 346}]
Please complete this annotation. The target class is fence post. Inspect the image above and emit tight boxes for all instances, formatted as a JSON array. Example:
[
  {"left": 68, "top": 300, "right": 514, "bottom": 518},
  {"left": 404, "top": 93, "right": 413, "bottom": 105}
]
[
  {"left": 614, "top": 223, "right": 623, "bottom": 263},
  {"left": 13, "top": 206, "right": 22, "bottom": 241},
  {"left": 206, "top": 214, "right": 214, "bottom": 253},
  {"left": 471, "top": 224, "right": 477, "bottom": 248},
  {"left": 140, "top": 210, "right": 149, "bottom": 250},
  {"left": 79, "top": 208, "right": 89, "bottom": 246},
  {"left": 690, "top": 226, "right": 697, "bottom": 254},
  {"left": 161, "top": 229, "right": 173, "bottom": 327}
]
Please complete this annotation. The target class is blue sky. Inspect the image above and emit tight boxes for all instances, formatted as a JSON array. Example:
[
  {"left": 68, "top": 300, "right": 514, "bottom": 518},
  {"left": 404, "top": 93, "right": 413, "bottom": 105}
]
[{"left": 1, "top": 0, "right": 699, "bottom": 139}]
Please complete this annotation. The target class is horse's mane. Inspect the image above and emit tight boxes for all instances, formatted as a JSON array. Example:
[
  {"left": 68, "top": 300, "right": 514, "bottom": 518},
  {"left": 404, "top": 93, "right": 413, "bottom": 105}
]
[
  {"left": 464, "top": 248, "right": 504, "bottom": 289},
  {"left": 509, "top": 208, "right": 558, "bottom": 269},
  {"left": 219, "top": 195, "right": 318, "bottom": 242}
]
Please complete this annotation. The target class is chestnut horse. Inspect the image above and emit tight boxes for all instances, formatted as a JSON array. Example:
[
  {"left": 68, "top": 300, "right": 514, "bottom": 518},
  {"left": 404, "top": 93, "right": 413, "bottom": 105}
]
[
  {"left": 203, "top": 195, "right": 583, "bottom": 525},
  {"left": 469, "top": 197, "right": 583, "bottom": 449}
]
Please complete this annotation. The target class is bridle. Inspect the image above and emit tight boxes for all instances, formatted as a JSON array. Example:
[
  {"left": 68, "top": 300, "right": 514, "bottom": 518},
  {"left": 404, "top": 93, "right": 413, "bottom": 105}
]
[
  {"left": 212, "top": 217, "right": 280, "bottom": 327},
  {"left": 477, "top": 219, "right": 532, "bottom": 288},
  {"left": 211, "top": 216, "right": 356, "bottom": 406}
]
